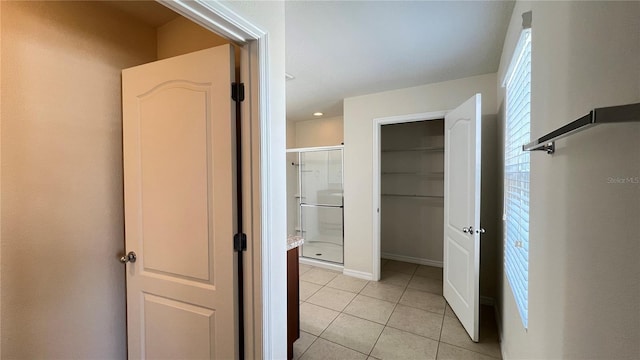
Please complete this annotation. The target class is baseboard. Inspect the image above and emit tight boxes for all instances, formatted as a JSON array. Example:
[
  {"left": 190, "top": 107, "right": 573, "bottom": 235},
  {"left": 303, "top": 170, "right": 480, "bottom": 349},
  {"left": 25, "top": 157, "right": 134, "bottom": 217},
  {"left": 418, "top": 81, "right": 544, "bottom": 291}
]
[
  {"left": 299, "top": 257, "right": 344, "bottom": 272},
  {"left": 342, "top": 268, "right": 374, "bottom": 281},
  {"left": 381, "top": 252, "right": 443, "bottom": 268}
]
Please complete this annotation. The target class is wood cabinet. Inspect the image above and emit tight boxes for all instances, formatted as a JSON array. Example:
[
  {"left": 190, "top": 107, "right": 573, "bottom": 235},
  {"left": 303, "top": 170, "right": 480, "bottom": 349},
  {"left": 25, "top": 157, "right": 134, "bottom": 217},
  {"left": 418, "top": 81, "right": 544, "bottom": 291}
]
[{"left": 287, "top": 246, "right": 300, "bottom": 359}]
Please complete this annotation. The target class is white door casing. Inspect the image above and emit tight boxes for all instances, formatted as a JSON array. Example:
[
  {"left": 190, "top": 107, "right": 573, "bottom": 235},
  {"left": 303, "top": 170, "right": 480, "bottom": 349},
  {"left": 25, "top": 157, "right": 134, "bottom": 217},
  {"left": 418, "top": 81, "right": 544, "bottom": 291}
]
[
  {"left": 443, "top": 94, "right": 482, "bottom": 342},
  {"left": 371, "top": 111, "right": 448, "bottom": 281},
  {"left": 122, "top": 45, "right": 237, "bottom": 359}
]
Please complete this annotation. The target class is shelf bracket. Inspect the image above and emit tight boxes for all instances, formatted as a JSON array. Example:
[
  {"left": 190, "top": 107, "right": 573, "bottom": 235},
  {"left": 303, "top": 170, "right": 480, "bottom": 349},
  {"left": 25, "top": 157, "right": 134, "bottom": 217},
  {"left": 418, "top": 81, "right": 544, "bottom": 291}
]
[{"left": 523, "top": 141, "right": 555, "bottom": 154}]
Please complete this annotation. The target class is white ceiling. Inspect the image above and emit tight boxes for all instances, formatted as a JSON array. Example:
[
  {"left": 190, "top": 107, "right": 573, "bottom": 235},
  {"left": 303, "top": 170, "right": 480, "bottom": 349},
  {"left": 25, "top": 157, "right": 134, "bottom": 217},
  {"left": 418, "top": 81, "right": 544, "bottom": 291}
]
[{"left": 285, "top": 1, "right": 515, "bottom": 122}]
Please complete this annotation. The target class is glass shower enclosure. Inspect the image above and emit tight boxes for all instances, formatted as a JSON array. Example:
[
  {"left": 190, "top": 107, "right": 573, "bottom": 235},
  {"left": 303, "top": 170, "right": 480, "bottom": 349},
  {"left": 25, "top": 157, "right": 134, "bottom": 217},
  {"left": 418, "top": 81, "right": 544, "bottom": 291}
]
[{"left": 287, "top": 146, "right": 344, "bottom": 264}]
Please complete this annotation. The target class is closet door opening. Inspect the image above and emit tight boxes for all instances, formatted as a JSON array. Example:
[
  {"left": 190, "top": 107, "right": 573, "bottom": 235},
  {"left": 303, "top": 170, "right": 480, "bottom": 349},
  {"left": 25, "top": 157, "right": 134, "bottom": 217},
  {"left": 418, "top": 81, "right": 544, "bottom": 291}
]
[
  {"left": 380, "top": 120, "right": 445, "bottom": 270},
  {"left": 372, "top": 95, "right": 487, "bottom": 343},
  {"left": 372, "top": 111, "right": 447, "bottom": 281}
]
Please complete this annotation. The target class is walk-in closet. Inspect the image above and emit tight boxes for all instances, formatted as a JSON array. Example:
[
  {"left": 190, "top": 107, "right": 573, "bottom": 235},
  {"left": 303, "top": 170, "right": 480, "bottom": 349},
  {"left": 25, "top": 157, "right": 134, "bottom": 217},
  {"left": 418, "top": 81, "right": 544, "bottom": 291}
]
[{"left": 380, "top": 119, "right": 445, "bottom": 267}]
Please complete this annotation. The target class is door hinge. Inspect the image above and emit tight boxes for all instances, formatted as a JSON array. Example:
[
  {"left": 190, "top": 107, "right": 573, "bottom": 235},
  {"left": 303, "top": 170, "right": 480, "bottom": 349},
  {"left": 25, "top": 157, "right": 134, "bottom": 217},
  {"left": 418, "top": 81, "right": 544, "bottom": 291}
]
[
  {"left": 234, "top": 233, "right": 247, "bottom": 252},
  {"left": 231, "top": 82, "right": 245, "bottom": 102}
]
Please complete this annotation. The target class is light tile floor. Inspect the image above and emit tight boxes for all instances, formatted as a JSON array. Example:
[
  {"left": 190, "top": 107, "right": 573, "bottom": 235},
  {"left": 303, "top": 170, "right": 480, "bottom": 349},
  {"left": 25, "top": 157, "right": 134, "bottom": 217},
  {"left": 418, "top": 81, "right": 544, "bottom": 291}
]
[{"left": 295, "top": 259, "right": 502, "bottom": 360}]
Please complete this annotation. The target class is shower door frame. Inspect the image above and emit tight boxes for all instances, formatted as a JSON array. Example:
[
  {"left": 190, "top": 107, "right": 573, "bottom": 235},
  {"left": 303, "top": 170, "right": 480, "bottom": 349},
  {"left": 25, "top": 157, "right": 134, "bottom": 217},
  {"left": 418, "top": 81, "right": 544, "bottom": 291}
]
[{"left": 287, "top": 145, "right": 344, "bottom": 266}]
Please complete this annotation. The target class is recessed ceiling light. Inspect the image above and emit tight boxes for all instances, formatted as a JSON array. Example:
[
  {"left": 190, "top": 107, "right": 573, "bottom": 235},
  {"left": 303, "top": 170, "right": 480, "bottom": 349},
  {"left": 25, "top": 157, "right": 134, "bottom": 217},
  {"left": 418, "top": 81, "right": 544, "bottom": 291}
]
[{"left": 313, "top": 112, "right": 324, "bottom": 117}]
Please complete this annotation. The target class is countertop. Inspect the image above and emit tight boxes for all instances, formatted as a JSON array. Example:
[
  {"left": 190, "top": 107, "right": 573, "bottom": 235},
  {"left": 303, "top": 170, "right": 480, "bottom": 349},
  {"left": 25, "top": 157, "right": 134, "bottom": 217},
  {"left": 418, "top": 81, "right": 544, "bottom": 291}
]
[{"left": 287, "top": 235, "right": 304, "bottom": 251}]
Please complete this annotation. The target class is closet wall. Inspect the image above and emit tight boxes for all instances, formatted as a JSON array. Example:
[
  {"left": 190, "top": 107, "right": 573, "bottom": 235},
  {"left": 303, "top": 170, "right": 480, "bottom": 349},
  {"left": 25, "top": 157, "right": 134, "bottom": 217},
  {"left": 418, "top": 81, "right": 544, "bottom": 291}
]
[
  {"left": 0, "top": 2, "right": 227, "bottom": 357},
  {"left": 381, "top": 120, "right": 444, "bottom": 265},
  {"left": 1, "top": 3, "right": 156, "bottom": 357},
  {"left": 157, "top": 16, "right": 229, "bottom": 60}
]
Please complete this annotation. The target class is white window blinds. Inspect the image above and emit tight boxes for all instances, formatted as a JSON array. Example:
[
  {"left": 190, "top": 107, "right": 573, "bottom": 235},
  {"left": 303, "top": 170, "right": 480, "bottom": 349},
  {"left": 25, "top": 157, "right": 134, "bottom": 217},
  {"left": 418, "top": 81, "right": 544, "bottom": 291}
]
[{"left": 504, "top": 28, "right": 531, "bottom": 329}]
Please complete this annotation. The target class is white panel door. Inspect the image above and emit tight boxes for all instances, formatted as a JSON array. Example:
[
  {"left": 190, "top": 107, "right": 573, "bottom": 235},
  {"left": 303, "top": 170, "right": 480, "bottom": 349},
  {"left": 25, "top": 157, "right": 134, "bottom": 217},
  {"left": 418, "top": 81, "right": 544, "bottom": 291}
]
[
  {"left": 122, "top": 45, "right": 237, "bottom": 359},
  {"left": 443, "top": 94, "right": 482, "bottom": 342}
]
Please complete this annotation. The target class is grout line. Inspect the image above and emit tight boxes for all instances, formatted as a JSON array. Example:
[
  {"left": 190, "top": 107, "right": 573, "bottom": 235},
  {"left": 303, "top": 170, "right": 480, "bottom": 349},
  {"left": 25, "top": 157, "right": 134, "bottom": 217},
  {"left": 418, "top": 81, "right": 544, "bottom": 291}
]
[
  {"left": 384, "top": 322, "right": 442, "bottom": 343},
  {"left": 335, "top": 282, "right": 360, "bottom": 311},
  {"left": 434, "top": 306, "right": 446, "bottom": 360},
  {"left": 410, "top": 263, "right": 418, "bottom": 277},
  {"left": 367, "top": 312, "right": 392, "bottom": 356},
  {"left": 367, "top": 268, "right": 414, "bottom": 357},
  {"left": 313, "top": 279, "right": 380, "bottom": 357},
  {"left": 299, "top": 280, "right": 325, "bottom": 301},
  {"left": 351, "top": 292, "right": 396, "bottom": 306},
  {"left": 438, "top": 341, "right": 502, "bottom": 359},
  {"left": 306, "top": 296, "right": 376, "bottom": 324},
  {"left": 305, "top": 299, "right": 396, "bottom": 328},
  {"left": 314, "top": 277, "right": 361, "bottom": 339},
  {"left": 324, "top": 277, "right": 370, "bottom": 295},
  {"left": 314, "top": 336, "right": 371, "bottom": 358},
  {"left": 296, "top": 332, "right": 319, "bottom": 360}
]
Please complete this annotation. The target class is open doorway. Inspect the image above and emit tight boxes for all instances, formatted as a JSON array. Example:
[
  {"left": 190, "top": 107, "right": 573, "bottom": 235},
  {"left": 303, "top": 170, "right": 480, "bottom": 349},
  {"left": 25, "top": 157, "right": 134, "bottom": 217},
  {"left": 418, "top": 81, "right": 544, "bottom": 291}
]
[
  {"left": 0, "top": 1, "right": 272, "bottom": 357},
  {"left": 372, "top": 111, "right": 448, "bottom": 281},
  {"left": 379, "top": 119, "right": 445, "bottom": 269}
]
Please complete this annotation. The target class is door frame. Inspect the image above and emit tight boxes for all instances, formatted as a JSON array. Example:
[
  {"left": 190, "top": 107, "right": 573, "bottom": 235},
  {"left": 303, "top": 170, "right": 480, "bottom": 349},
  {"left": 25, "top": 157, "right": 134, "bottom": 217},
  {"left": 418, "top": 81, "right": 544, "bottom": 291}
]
[
  {"left": 372, "top": 110, "right": 448, "bottom": 281},
  {"left": 157, "top": 1, "right": 278, "bottom": 358}
]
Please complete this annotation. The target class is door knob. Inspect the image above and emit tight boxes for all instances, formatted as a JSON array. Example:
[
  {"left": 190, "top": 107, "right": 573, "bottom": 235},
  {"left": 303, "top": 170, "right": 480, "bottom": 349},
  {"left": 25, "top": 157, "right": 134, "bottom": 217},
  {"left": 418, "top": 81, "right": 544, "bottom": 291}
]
[
  {"left": 475, "top": 228, "right": 486, "bottom": 234},
  {"left": 462, "top": 227, "right": 470, "bottom": 233},
  {"left": 120, "top": 251, "right": 137, "bottom": 264}
]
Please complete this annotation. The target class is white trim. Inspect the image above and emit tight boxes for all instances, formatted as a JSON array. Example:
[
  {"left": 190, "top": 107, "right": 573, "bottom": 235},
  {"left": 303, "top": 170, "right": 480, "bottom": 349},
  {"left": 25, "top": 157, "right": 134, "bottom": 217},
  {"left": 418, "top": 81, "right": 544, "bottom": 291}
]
[
  {"left": 159, "top": 0, "right": 265, "bottom": 43},
  {"left": 299, "top": 257, "right": 344, "bottom": 272},
  {"left": 155, "top": 1, "right": 283, "bottom": 358},
  {"left": 343, "top": 268, "right": 374, "bottom": 281},
  {"left": 372, "top": 110, "right": 448, "bottom": 281},
  {"left": 286, "top": 145, "right": 344, "bottom": 153},
  {"left": 381, "top": 253, "right": 443, "bottom": 268}
]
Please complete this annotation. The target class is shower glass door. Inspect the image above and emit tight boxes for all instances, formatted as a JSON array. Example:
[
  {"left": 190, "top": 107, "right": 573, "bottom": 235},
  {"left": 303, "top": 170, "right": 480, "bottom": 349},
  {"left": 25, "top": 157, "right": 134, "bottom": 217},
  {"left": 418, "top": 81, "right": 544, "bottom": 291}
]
[{"left": 300, "top": 148, "right": 343, "bottom": 264}]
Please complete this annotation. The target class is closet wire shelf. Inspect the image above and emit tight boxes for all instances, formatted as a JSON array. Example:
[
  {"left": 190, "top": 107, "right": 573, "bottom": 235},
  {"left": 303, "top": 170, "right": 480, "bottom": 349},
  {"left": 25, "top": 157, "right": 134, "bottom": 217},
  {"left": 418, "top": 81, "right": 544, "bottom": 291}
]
[{"left": 523, "top": 102, "right": 640, "bottom": 154}]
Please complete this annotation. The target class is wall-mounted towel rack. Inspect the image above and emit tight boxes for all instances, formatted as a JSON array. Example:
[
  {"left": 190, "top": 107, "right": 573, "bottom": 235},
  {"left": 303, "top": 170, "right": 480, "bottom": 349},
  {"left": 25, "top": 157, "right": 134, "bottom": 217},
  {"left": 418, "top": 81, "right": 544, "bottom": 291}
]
[{"left": 523, "top": 102, "right": 640, "bottom": 154}]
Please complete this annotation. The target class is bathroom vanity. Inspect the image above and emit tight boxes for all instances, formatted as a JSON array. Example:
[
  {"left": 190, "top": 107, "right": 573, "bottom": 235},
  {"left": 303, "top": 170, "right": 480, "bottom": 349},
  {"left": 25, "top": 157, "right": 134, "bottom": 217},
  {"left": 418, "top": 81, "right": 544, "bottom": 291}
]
[{"left": 287, "top": 235, "right": 304, "bottom": 359}]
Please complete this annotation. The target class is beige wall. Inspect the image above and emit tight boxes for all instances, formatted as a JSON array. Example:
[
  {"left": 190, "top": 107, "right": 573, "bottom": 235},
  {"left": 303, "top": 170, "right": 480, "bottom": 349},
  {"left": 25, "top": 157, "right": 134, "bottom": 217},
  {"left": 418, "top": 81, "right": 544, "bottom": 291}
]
[
  {"left": 0, "top": 1, "right": 157, "bottom": 357},
  {"left": 293, "top": 116, "right": 344, "bottom": 148},
  {"left": 157, "top": 16, "right": 229, "bottom": 60},
  {"left": 286, "top": 121, "right": 296, "bottom": 148},
  {"left": 496, "top": 2, "right": 640, "bottom": 359},
  {"left": 343, "top": 73, "right": 498, "bottom": 283}
]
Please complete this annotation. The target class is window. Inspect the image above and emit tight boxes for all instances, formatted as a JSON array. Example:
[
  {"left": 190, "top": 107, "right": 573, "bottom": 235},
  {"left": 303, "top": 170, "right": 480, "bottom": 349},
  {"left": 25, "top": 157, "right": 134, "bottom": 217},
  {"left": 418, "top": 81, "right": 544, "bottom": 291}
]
[{"left": 504, "top": 27, "right": 531, "bottom": 328}]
